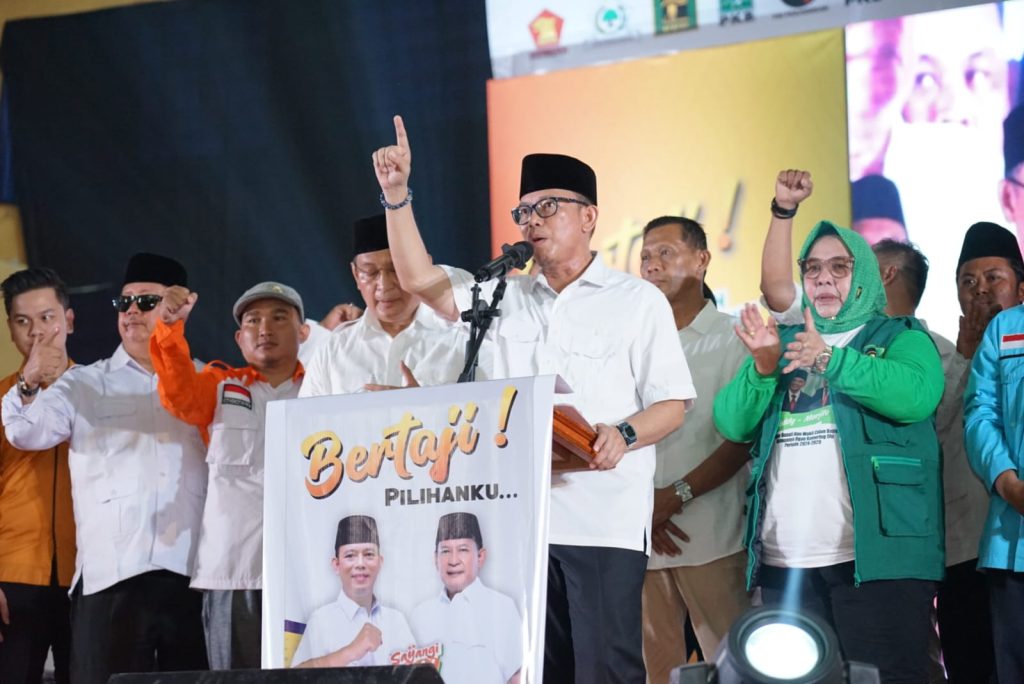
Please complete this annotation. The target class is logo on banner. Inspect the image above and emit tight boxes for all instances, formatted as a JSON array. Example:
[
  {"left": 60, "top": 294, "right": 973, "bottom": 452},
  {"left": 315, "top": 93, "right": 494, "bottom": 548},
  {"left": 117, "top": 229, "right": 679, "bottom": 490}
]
[
  {"left": 772, "top": 0, "right": 825, "bottom": 18},
  {"left": 529, "top": 9, "right": 564, "bottom": 50},
  {"left": 654, "top": 0, "right": 696, "bottom": 34},
  {"left": 596, "top": 5, "right": 627, "bottom": 34},
  {"left": 222, "top": 383, "right": 252, "bottom": 410},
  {"left": 720, "top": 0, "right": 754, "bottom": 25}
]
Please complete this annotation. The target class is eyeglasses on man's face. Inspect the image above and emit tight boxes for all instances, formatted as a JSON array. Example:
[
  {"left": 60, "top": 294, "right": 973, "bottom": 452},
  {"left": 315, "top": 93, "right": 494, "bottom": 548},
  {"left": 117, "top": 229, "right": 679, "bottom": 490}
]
[
  {"left": 352, "top": 264, "right": 398, "bottom": 284},
  {"left": 112, "top": 294, "right": 163, "bottom": 313},
  {"left": 798, "top": 257, "right": 855, "bottom": 279},
  {"left": 510, "top": 196, "right": 590, "bottom": 226}
]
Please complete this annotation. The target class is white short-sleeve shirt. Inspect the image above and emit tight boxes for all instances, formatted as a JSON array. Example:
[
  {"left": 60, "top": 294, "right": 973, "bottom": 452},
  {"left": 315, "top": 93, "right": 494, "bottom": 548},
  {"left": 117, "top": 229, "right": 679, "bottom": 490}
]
[
  {"left": 649, "top": 301, "right": 750, "bottom": 569},
  {"left": 444, "top": 255, "right": 696, "bottom": 552}
]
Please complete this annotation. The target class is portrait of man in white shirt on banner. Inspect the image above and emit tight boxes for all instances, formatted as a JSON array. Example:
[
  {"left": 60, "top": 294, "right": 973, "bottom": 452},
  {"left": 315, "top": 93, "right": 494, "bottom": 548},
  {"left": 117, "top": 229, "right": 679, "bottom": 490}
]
[{"left": 291, "top": 515, "right": 414, "bottom": 668}]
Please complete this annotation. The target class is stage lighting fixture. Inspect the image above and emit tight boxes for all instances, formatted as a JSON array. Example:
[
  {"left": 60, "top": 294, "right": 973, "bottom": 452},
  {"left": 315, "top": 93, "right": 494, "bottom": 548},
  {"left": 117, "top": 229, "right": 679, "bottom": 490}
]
[{"left": 670, "top": 606, "right": 880, "bottom": 684}]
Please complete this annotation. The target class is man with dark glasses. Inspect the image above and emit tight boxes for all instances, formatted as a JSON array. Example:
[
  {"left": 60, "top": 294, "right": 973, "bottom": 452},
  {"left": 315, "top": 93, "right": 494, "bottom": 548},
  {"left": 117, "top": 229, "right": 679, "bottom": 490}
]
[
  {"left": 150, "top": 279, "right": 309, "bottom": 670},
  {"left": 3, "top": 252, "right": 209, "bottom": 684}
]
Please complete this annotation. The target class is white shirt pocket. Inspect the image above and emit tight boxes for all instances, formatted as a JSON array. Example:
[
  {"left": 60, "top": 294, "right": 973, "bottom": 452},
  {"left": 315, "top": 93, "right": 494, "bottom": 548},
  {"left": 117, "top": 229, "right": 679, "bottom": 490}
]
[{"left": 208, "top": 404, "right": 261, "bottom": 469}]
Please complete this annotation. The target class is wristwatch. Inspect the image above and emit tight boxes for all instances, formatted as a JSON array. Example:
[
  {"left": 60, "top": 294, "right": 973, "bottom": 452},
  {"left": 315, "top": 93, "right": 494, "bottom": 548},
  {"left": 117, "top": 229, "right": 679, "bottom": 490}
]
[
  {"left": 615, "top": 421, "right": 638, "bottom": 448},
  {"left": 16, "top": 373, "right": 39, "bottom": 397},
  {"left": 673, "top": 478, "right": 694, "bottom": 506},
  {"left": 812, "top": 346, "right": 833, "bottom": 374}
]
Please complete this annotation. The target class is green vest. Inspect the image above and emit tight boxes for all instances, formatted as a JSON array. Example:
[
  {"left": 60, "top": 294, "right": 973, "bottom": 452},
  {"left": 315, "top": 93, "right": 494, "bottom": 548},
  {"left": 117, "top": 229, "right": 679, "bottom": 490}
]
[{"left": 744, "top": 315, "right": 945, "bottom": 588}]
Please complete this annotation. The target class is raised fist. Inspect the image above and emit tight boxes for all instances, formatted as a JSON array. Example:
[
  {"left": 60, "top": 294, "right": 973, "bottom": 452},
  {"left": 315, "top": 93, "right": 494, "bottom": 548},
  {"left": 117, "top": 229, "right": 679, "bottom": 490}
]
[
  {"left": 775, "top": 169, "right": 814, "bottom": 210},
  {"left": 158, "top": 286, "right": 198, "bottom": 325},
  {"left": 320, "top": 303, "right": 364, "bottom": 330}
]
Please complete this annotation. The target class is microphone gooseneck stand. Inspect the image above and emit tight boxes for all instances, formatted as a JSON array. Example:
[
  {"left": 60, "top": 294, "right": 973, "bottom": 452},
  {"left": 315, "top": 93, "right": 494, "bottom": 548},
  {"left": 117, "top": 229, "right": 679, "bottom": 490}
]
[{"left": 457, "top": 276, "right": 508, "bottom": 383}]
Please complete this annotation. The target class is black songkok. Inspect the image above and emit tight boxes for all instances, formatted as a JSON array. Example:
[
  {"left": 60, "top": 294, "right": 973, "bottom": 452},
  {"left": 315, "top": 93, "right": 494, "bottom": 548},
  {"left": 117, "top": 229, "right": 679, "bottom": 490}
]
[
  {"left": 957, "top": 222, "right": 1023, "bottom": 274},
  {"left": 519, "top": 153, "right": 597, "bottom": 205},
  {"left": 435, "top": 512, "right": 483, "bottom": 550},
  {"left": 851, "top": 175, "right": 905, "bottom": 225},
  {"left": 1004, "top": 104, "right": 1024, "bottom": 177},
  {"left": 335, "top": 515, "right": 379, "bottom": 550},
  {"left": 352, "top": 214, "right": 389, "bottom": 256},
  {"left": 122, "top": 253, "right": 187, "bottom": 288}
]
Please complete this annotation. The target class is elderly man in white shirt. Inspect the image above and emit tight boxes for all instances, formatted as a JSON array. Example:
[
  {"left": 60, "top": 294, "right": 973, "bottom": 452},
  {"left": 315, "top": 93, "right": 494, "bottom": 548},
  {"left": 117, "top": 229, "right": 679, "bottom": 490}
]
[
  {"left": 2, "top": 253, "right": 209, "bottom": 684},
  {"left": 292, "top": 515, "right": 414, "bottom": 668},
  {"left": 638, "top": 217, "right": 752, "bottom": 682},
  {"left": 411, "top": 513, "right": 521, "bottom": 684},
  {"left": 371, "top": 116, "right": 694, "bottom": 683},
  {"left": 299, "top": 214, "right": 468, "bottom": 397}
]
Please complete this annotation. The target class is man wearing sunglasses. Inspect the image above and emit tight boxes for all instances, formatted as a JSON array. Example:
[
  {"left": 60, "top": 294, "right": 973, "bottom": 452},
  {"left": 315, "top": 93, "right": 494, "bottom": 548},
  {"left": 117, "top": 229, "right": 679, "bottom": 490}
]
[
  {"left": 371, "top": 116, "right": 694, "bottom": 683},
  {"left": 300, "top": 214, "right": 470, "bottom": 398},
  {"left": 150, "top": 280, "right": 308, "bottom": 670},
  {"left": 2, "top": 252, "right": 209, "bottom": 684}
]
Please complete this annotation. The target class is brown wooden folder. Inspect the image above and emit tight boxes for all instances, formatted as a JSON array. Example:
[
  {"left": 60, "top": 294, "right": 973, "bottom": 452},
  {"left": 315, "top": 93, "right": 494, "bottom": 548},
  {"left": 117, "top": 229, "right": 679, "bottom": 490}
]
[{"left": 552, "top": 404, "right": 597, "bottom": 473}]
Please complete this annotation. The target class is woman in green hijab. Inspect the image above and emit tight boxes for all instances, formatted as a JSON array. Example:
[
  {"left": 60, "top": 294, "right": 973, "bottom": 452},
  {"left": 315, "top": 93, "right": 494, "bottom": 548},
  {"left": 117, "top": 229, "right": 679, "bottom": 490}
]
[{"left": 713, "top": 215, "right": 944, "bottom": 683}]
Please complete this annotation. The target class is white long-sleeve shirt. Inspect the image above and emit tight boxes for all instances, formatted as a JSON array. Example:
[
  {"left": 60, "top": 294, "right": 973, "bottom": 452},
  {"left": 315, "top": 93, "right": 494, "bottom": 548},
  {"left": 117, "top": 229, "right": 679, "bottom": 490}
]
[
  {"left": 299, "top": 306, "right": 479, "bottom": 397},
  {"left": 2, "top": 344, "right": 207, "bottom": 595}
]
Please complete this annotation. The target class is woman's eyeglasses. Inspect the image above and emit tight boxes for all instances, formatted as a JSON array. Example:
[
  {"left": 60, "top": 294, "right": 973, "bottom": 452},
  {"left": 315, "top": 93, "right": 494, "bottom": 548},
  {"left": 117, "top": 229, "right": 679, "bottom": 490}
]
[
  {"left": 112, "top": 294, "right": 163, "bottom": 312},
  {"left": 798, "top": 257, "right": 854, "bottom": 279}
]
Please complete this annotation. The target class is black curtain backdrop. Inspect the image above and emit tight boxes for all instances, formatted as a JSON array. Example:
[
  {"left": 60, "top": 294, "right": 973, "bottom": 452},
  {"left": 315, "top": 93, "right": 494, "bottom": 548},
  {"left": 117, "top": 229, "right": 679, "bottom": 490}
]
[{"left": 0, "top": 0, "right": 491, "bottom": 364}]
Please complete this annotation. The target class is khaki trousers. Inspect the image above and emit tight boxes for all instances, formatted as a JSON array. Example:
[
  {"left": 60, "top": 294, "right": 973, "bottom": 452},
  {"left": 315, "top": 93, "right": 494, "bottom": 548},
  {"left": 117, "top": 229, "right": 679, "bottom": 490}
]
[{"left": 641, "top": 551, "right": 750, "bottom": 684}]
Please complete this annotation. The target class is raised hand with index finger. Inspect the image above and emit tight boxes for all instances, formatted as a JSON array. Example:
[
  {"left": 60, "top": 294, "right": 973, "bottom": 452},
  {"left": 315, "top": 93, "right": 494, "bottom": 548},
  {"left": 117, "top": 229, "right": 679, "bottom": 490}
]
[{"left": 372, "top": 115, "right": 412, "bottom": 205}]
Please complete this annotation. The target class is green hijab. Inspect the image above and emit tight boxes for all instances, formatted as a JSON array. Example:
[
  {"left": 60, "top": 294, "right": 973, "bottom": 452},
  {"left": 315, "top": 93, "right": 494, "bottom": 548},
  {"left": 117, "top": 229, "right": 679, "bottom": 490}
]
[{"left": 798, "top": 220, "right": 887, "bottom": 334}]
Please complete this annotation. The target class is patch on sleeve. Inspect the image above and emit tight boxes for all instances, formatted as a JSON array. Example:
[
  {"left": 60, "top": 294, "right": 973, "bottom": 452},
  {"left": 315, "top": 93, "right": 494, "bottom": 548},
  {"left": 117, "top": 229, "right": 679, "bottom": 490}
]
[
  {"left": 222, "top": 383, "right": 253, "bottom": 409},
  {"left": 1000, "top": 333, "right": 1024, "bottom": 352}
]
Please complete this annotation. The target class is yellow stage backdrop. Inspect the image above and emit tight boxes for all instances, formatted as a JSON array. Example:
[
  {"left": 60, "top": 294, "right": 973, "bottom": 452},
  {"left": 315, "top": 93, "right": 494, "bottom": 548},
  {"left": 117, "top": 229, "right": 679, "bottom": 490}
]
[{"left": 487, "top": 29, "right": 850, "bottom": 311}]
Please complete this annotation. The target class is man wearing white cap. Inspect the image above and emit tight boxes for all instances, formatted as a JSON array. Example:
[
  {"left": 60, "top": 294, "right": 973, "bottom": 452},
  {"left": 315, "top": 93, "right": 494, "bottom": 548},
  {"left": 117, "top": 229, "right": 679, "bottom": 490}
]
[
  {"left": 150, "top": 280, "right": 310, "bottom": 669},
  {"left": 2, "top": 252, "right": 209, "bottom": 684}
]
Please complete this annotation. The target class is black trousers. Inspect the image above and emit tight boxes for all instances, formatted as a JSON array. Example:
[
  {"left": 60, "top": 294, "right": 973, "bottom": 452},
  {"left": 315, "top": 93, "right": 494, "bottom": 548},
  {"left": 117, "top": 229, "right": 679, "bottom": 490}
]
[
  {"left": 988, "top": 569, "right": 1024, "bottom": 684},
  {"left": 759, "top": 563, "right": 936, "bottom": 684},
  {"left": 545, "top": 544, "right": 648, "bottom": 684},
  {"left": 936, "top": 559, "right": 995, "bottom": 683},
  {"left": 0, "top": 581, "right": 71, "bottom": 684},
  {"left": 70, "top": 570, "right": 208, "bottom": 684}
]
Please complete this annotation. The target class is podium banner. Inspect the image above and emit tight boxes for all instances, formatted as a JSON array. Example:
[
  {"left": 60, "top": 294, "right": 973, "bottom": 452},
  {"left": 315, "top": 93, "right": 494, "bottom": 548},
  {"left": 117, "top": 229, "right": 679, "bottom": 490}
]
[{"left": 263, "top": 376, "right": 556, "bottom": 684}]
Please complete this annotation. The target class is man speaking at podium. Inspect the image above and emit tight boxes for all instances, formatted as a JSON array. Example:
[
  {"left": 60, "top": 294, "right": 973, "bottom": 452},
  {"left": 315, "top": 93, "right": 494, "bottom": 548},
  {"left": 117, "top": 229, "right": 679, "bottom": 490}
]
[{"left": 371, "top": 116, "right": 695, "bottom": 683}]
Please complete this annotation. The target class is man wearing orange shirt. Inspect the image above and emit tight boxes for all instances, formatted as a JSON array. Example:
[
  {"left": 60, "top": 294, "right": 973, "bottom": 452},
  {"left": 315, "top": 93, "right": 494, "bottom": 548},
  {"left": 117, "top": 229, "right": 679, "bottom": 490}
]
[
  {"left": 0, "top": 267, "right": 76, "bottom": 684},
  {"left": 150, "top": 280, "right": 309, "bottom": 670}
]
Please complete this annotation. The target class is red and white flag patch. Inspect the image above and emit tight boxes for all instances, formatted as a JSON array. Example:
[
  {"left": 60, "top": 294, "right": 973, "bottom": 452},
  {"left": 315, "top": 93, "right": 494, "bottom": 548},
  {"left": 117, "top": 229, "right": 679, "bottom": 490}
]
[
  {"left": 222, "top": 383, "right": 253, "bottom": 409},
  {"left": 1000, "top": 333, "right": 1024, "bottom": 352}
]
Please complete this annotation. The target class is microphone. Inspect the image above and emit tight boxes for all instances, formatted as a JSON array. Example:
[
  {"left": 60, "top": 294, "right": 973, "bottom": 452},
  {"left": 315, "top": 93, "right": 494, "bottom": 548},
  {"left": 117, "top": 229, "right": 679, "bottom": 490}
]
[{"left": 474, "top": 241, "right": 534, "bottom": 282}]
